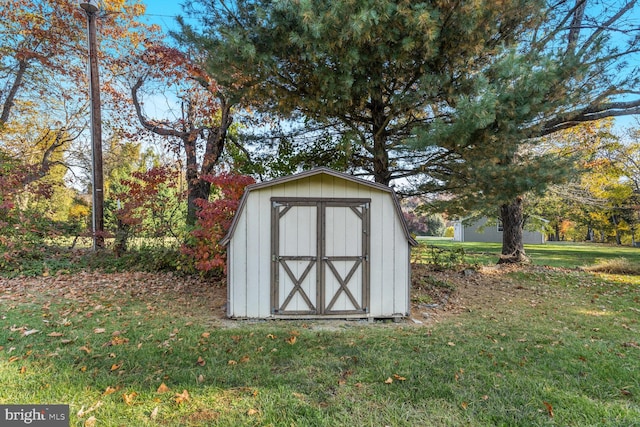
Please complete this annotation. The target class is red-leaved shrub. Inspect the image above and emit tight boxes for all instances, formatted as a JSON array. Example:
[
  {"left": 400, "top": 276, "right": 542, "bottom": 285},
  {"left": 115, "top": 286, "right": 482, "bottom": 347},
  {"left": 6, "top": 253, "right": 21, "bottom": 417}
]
[{"left": 183, "top": 172, "right": 254, "bottom": 274}]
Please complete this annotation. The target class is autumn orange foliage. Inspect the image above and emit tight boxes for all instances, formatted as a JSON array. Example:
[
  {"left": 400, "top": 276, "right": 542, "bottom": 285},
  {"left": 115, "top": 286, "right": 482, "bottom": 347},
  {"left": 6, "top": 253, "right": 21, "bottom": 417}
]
[{"left": 182, "top": 172, "right": 255, "bottom": 274}]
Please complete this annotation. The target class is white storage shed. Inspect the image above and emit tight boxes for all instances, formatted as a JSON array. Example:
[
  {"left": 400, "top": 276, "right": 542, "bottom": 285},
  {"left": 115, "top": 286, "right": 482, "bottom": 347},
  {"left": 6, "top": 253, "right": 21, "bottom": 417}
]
[{"left": 221, "top": 167, "right": 417, "bottom": 319}]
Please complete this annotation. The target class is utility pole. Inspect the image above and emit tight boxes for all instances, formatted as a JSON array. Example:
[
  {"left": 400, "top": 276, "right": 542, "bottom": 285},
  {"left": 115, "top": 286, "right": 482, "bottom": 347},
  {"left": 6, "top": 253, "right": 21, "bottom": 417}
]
[{"left": 79, "top": 0, "right": 104, "bottom": 250}]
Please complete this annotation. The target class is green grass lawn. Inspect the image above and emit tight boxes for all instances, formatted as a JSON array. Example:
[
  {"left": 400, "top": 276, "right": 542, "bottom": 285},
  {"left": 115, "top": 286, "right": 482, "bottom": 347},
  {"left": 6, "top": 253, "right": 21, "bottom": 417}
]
[
  {"left": 415, "top": 238, "right": 640, "bottom": 269},
  {"left": 1, "top": 261, "right": 639, "bottom": 426}
]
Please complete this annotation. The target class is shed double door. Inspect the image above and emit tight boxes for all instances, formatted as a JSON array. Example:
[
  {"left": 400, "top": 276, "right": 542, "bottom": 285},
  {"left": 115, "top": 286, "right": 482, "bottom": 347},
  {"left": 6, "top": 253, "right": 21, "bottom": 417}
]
[{"left": 271, "top": 198, "right": 370, "bottom": 316}]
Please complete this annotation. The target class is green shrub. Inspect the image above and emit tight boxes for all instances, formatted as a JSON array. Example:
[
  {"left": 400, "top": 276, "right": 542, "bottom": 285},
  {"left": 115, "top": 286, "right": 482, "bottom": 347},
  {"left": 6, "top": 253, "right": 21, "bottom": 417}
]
[{"left": 412, "top": 243, "right": 468, "bottom": 270}]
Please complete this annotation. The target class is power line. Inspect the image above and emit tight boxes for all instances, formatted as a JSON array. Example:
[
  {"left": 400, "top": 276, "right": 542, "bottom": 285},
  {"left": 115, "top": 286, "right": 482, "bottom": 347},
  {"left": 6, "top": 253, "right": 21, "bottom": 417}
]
[{"left": 145, "top": 13, "right": 179, "bottom": 18}]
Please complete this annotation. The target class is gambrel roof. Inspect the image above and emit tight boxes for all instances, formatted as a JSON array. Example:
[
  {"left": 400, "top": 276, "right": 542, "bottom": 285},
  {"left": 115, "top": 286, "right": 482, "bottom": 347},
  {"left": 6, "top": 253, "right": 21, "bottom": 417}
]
[{"left": 221, "top": 167, "right": 417, "bottom": 246}]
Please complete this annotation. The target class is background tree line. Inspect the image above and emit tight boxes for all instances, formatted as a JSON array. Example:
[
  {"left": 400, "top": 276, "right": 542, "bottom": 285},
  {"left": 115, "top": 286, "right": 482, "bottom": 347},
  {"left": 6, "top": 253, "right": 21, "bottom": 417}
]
[{"left": 1, "top": 0, "right": 639, "bottom": 274}]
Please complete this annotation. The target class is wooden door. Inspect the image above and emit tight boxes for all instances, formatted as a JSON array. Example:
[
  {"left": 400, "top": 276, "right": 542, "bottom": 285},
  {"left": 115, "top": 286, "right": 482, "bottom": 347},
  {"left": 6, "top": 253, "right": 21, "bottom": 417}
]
[{"left": 271, "top": 198, "right": 370, "bottom": 316}]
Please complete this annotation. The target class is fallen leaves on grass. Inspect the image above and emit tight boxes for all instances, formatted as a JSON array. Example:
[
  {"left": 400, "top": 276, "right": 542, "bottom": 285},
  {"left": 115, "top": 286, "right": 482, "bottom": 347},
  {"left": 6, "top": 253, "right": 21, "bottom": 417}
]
[
  {"left": 103, "top": 386, "right": 118, "bottom": 396},
  {"left": 105, "top": 336, "right": 129, "bottom": 346},
  {"left": 123, "top": 392, "right": 137, "bottom": 405},
  {"left": 157, "top": 383, "right": 171, "bottom": 393},
  {"left": 0, "top": 272, "right": 226, "bottom": 322},
  {"left": 174, "top": 389, "right": 190, "bottom": 404},
  {"left": 385, "top": 374, "right": 407, "bottom": 384},
  {"left": 543, "top": 401, "right": 554, "bottom": 418},
  {"left": 77, "top": 401, "right": 102, "bottom": 417}
]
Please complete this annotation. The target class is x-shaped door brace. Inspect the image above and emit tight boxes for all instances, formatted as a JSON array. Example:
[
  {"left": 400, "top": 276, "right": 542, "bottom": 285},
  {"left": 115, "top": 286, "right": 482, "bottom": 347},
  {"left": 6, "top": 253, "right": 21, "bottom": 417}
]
[
  {"left": 324, "top": 258, "right": 362, "bottom": 311},
  {"left": 279, "top": 258, "right": 316, "bottom": 312}
]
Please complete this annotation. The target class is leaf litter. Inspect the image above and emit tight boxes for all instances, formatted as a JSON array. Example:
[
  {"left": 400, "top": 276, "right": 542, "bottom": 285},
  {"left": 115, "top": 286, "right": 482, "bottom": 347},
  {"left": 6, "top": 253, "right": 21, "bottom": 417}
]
[{"left": 0, "top": 265, "right": 600, "bottom": 330}]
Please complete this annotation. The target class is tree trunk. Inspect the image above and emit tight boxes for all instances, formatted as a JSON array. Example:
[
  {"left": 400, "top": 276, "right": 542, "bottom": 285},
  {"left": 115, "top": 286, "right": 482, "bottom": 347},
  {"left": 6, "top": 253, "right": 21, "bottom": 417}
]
[
  {"left": 187, "top": 179, "right": 211, "bottom": 227},
  {"left": 611, "top": 214, "right": 622, "bottom": 245},
  {"left": 114, "top": 220, "right": 129, "bottom": 257},
  {"left": 498, "top": 197, "right": 530, "bottom": 264},
  {"left": 370, "top": 79, "right": 392, "bottom": 186},
  {"left": 585, "top": 226, "right": 594, "bottom": 241}
]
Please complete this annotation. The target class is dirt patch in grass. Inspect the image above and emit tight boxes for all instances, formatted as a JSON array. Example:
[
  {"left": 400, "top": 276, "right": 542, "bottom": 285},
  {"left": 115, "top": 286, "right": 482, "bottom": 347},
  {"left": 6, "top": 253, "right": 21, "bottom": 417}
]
[
  {"left": 0, "top": 264, "right": 566, "bottom": 327},
  {"left": 409, "top": 263, "right": 571, "bottom": 324}
]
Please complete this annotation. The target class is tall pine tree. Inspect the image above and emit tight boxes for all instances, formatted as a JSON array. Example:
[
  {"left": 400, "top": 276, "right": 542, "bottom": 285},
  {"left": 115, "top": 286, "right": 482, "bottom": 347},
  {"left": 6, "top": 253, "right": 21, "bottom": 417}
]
[{"left": 179, "top": 0, "right": 640, "bottom": 262}]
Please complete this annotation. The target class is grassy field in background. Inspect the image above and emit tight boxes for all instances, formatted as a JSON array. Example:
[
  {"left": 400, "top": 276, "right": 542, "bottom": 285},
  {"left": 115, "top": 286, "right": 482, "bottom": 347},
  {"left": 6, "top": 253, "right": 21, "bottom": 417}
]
[
  {"left": 1, "top": 242, "right": 639, "bottom": 426},
  {"left": 415, "top": 238, "right": 640, "bottom": 269}
]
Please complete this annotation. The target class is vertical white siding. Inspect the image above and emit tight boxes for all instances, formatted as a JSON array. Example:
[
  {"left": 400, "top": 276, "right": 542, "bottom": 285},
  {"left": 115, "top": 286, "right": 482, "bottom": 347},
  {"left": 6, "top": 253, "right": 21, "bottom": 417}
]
[
  {"left": 228, "top": 199, "right": 247, "bottom": 317},
  {"left": 392, "top": 212, "right": 410, "bottom": 315},
  {"left": 378, "top": 190, "right": 397, "bottom": 315},
  {"left": 256, "top": 189, "right": 273, "bottom": 317},
  {"left": 367, "top": 193, "right": 384, "bottom": 316},
  {"left": 244, "top": 190, "right": 261, "bottom": 316},
  {"left": 228, "top": 186, "right": 273, "bottom": 317}
]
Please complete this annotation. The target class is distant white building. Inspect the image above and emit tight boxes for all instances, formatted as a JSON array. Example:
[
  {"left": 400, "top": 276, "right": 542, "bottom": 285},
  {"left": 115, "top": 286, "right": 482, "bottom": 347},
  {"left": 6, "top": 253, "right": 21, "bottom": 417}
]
[{"left": 453, "top": 217, "right": 546, "bottom": 244}]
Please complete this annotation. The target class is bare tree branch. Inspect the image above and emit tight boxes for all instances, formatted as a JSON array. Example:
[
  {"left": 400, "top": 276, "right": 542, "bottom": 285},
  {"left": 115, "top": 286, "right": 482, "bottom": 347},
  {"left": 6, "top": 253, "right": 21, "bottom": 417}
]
[{"left": 0, "top": 59, "right": 28, "bottom": 126}]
